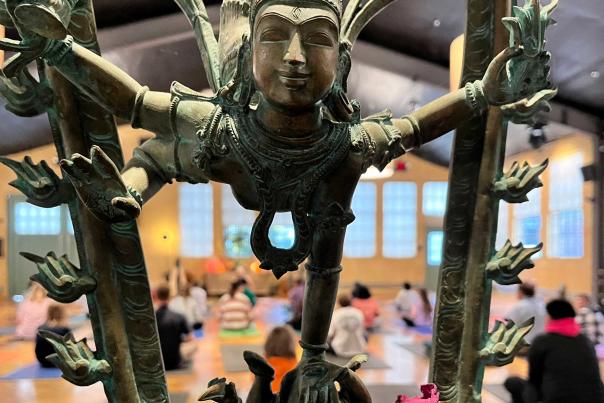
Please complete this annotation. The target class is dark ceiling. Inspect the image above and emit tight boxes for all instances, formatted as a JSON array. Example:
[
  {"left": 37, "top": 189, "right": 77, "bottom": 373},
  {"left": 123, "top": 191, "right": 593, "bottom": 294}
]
[{"left": 1, "top": 0, "right": 602, "bottom": 160}]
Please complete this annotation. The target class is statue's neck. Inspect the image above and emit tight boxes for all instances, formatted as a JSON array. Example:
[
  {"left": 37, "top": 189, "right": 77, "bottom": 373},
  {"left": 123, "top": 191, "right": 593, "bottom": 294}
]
[{"left": 255, "top": 97, "right": 323, "bottom": 137}]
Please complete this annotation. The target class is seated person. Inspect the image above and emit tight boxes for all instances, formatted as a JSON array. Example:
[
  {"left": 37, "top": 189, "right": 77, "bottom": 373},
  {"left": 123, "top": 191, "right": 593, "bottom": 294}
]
[
  {"left": 328, "top": 294, "right": 367, "bottom": 358},
  {"left": 287, "top": 277, "right": 305, "bottom": 331},
  {"left": 219, "top": 280, "right": 253, "bottom": 331},
  {"left": 574, "top": 293, "right": 604, "bottom": 345},
  {"left": 351, "top": 283, "right": 380, "bottom": 330},
  {"left": 505, "top": 282, "right": 545, "bottom": 344},
  {"left": 155, "top": 285, "right": 196, "bottom": 370},
  {"left": 403, "top": 288, "right": 433, "bottom": 328},
  {"left": 504, "top": 299, "right": 604, "bottom": 403},
  {"left": 35, "top": 304, "right": 72, "bottom": 368},
  {"left": 394, "top": 282, "right": 415, "bottom": 318},
  {"left": 169, "top": 283, "right": 204, "bottom": 330},
  {"left": 16, "top": 282, "right": 52, "bottom": 340},
  {"left": 235, "top": 264, "right": 257, "bottom": 306},
  {"left": 264, "top": 325, "right": 298, "bottom": 393}
]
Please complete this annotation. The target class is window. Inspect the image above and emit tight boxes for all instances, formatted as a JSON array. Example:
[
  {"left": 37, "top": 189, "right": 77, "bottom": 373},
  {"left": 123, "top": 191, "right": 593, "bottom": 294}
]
[
  {"left": 422, "top": 182, "right": 448, "bottom": 217},
  {"left": 548, "top": 154, "right": 584, "bottom": 258},
  {"left": 14, "top": 203, "right": 61, "bottom": 235},
  {"left": 427, "top": 230, "right": 444, "bottom": 266},
  {"left": 344, "top": 182, "right": 376, "bottom": 258},
  {"left": 269, "top": 212, "right": 295, "bottom": 249},
  {"left": 179, "top": 183, "right": 213, "bottom": 257},
  {"left": 512, "top": 188, "right": 542, "bottom": 258},
  {"left": 495, "top": 202, "right": 509, "bottom": 249},
  {"left": 222, "top": 185, "right": 255, "bottom": 258},
  {"left": 383, "top": 182, "right": 417, "bottom": 258}
]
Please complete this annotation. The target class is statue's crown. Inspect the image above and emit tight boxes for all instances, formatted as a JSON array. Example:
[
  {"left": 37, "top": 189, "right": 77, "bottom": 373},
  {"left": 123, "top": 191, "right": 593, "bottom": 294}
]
[{"left": 250, "top": 0, "right": 343, "bottom": 22}]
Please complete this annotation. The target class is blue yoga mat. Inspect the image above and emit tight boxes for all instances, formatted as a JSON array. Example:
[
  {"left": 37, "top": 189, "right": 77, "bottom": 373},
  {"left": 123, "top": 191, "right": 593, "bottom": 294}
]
[
  {"left": 0, "top": 327, "right": 15, "bottom": 336},
  {"left": 1, "top": 364, "right": 62, "bottom": 380}
]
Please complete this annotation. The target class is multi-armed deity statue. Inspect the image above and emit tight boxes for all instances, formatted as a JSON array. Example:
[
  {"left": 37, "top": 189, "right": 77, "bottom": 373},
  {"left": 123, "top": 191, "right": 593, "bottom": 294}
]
[{"left": 0, "top": 0, "right": 557, "bottom": 401}]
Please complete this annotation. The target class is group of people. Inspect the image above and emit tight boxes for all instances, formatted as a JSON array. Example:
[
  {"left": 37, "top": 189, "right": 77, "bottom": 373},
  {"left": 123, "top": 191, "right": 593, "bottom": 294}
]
[{"left": 502, "top": 282, "right": 604, "bottom": 403}]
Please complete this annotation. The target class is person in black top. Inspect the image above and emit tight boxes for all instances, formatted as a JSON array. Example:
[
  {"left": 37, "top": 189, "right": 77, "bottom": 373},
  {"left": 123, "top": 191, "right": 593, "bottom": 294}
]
[
  {"left": 504, "top": 299, "right": 604, "bottom": 403},
  {"left": 35, "top": 304, "right": 71, "bottom": 368},
  {"left": 155, "top": 285, "right": 195, "bottom": 370}
]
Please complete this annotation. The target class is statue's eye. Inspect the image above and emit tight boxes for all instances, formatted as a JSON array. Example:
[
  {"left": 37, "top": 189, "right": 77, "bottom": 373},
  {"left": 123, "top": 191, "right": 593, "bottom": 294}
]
[
  {"left": 260, "top": 29, "right": 288, "bottom": 42},
  {"left": 304, "top": 32, "right": 334, "bottom": 47}
]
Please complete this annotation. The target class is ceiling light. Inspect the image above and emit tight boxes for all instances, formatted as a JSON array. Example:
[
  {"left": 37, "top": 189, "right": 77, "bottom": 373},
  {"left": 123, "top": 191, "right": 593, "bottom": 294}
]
[
  {"left": 433, "top": 19, "right": 441, "bottom": 27},
  {"left": 591, "top": 71, "right": 600, "bottom": 79}
]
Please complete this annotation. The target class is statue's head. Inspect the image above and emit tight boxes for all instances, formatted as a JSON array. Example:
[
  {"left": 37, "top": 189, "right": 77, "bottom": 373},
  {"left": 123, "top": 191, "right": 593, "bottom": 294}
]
[{"left": 249, "top": 0, "right": 341, "bottom": 111}]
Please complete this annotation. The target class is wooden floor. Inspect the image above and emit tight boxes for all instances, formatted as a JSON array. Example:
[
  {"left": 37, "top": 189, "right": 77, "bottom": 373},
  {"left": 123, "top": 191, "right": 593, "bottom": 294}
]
[{"left": 0, "top": 291, "right": 532, "bottom": 403}]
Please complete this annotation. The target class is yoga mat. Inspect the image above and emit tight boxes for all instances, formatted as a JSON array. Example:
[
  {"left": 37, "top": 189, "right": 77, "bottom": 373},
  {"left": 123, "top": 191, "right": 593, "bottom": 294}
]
[
  {"left": 219, "top": 326, "right": 261, "bottom": 339},
  {"left": 397, "top": 342, "right": 431, "bottom": 358},
  {"left": 220, "top": 344, "right": 263, "bottom": 372},
  {"left": 219, "top": 344, "right": 390, "bottom": 372},
  {"left": 169, "top": 392, "right": 190, "bottom": 403},
  {"left": 0, "top": 327, "right": 15, "bottom": 336},
  {"left": 0, "top": 364, "right": 61, "bottom": 380},
  {"left": 483, "top": 384, "right": 510, "bottom": 402}
]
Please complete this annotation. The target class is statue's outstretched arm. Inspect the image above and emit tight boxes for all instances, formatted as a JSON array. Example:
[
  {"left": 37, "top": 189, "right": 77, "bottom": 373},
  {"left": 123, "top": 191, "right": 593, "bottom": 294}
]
[{"left": 363, "top": 44, "right": 554, "bottom": 169}]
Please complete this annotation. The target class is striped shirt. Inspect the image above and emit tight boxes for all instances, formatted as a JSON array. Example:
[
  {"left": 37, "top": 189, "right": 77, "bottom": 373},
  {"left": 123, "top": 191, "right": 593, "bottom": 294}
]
[{"left": 219, "top": 292, "right": 253, "bottom": 330}]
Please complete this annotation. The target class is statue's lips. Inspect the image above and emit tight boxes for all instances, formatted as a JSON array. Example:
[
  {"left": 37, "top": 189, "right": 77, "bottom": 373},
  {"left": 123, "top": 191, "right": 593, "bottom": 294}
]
[{"left": 278, "top": 71, "right": 310, "bottom": 89}]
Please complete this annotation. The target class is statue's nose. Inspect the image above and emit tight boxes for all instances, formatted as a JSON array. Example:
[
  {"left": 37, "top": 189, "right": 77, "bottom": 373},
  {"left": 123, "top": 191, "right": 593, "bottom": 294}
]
[{"left": 283, "top": 32, "right": 306, "bottom": 66}]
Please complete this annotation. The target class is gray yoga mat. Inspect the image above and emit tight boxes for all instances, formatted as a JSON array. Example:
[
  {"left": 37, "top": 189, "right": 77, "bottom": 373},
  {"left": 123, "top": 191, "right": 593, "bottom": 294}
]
[
  {"left": 397, "top": 342, "right": 430, "bottom": 358},
  {"left": 169, "top": 392, "right": 190, "bottom": 403},
  {"left": 483, "top": 384, "right": 510, "bottom": 402},
  {"left": 220, "top": 344, "right": 390, "bottom": 372}
]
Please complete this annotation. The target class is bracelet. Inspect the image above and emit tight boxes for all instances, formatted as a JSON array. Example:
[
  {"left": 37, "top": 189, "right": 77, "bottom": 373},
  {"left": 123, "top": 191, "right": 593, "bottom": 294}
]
[
  {"left": 44, "top": 36, "right": 74, "bottom": 66},
  {"left": 465, "top": 80, "right": 489, "bottom": 115},
  {"left": 127, "top": 186, "right": 143, "bottom": 207}
]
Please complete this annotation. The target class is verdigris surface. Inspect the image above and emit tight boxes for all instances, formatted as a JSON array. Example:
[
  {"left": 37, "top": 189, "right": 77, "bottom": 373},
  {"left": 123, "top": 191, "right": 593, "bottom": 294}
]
[{"left": 0, "top": 0, "right": 556, "bottom": 401}]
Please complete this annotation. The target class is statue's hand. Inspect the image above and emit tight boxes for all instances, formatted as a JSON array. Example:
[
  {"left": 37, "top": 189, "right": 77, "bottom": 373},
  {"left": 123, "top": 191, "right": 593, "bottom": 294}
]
[
  {"left": 0, "top": 0, "right": 78, "bottom": 76},
  {"left": 482, "top": 0, "right": 557, "bottom": 110},
  {"left": 298, "top": 359, "right": 340, "bottom": 403},
  {"left": 60, "top": 145, "right": 141, "bottom": 223},
  {"left": 482, "top": 46, "right": 552, "bottom": 107}
]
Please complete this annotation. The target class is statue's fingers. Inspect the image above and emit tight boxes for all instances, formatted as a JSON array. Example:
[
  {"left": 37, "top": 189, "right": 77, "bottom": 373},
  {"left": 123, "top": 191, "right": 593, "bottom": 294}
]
[
  {"left": 22, "top": 156, "right": 40, "bottom": 180},
  {"left": 484, "top": 47, "right": 523, "bottom": 87},
  {"left": 318, "top": 386, "right": 329, "bottom": 403},
  {"left": 71, "top": 153, "right": 93, "bottom": 175},
  {"left": 112, "top": 197, "right": 141, "bottom": 220},
  {"left": 59, "top": 160, "right": 83, "bottom": 184},
  {"left": 300, "top": 388, "right": 310, "bottom": 403},
  {"left": 90, "top": 145, "right": 121, "bottom": 182}
]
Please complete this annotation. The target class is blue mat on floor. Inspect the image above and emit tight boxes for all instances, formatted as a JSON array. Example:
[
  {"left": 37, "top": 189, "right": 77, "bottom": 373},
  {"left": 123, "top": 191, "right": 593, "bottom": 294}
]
[
  {"left": 1, "top": 364, "right": 62, "bottom": 380},
  {"left": 412, "top": 326, "right": 432, "bottom": 335},
  {"left": 0, "top": 327, "right": 15, "bottom": 336}
]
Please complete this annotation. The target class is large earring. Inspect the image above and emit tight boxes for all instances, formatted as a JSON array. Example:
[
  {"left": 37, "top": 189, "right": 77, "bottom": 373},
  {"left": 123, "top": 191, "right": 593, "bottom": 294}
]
[
  {"left": 323, "top": 42, "right": 356, "bottom": 122},
  {"left": 219, "top": 35, "right": 255, "bottom": 109}
]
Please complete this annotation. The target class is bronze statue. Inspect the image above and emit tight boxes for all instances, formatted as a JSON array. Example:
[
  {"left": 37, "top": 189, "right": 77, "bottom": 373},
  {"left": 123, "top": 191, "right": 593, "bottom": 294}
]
[{"left": 0, "top": 0, "right": 556, "bottom": 401}]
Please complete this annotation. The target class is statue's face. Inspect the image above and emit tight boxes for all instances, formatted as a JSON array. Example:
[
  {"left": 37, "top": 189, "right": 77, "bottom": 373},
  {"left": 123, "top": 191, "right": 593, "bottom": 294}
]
[{"left": 252, "top": 4, "right": 339, "bottom": 111}]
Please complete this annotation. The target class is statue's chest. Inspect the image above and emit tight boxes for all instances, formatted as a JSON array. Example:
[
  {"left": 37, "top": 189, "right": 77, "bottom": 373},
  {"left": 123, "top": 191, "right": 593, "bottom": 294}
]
[{"left": 201, "top": 113, "right": 353, "bottom": 211}]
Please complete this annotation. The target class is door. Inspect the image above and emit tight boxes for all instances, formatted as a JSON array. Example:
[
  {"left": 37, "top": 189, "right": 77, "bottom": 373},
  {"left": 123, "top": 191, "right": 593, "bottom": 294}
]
[
  {"left": 424, "top": 228, "right": 444, "bottom": 291},
  {"left": 7, "top": 195, "right": 78, "bottom": 298}
]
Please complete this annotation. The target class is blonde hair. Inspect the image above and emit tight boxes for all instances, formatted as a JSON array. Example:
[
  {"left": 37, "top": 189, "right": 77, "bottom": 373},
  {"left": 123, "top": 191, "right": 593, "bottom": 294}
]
[
  {"left": 264, "top": 325, "right": 297, "bottom": 359},
  {"left": 27, "top": 282, "right": 47, "bottom": 303}
]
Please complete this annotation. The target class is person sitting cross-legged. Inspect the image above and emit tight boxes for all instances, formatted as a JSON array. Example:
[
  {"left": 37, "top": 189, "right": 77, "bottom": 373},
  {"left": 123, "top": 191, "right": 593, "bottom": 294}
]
[
  {"left": 327, "top": 293, "right": 367, "bottom": 358},
  {"left": 155, "top": 285, "right": 196, "bottom": 370},
  {"left": 504, "top": 299, "right": 604, "bottom": 403}
]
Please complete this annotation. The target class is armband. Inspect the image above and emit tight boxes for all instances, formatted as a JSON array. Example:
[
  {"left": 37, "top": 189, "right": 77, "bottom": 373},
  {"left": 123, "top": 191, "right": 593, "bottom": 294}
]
[{"left": 465, "top": 80, "right": 489, "bottom": 115}]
